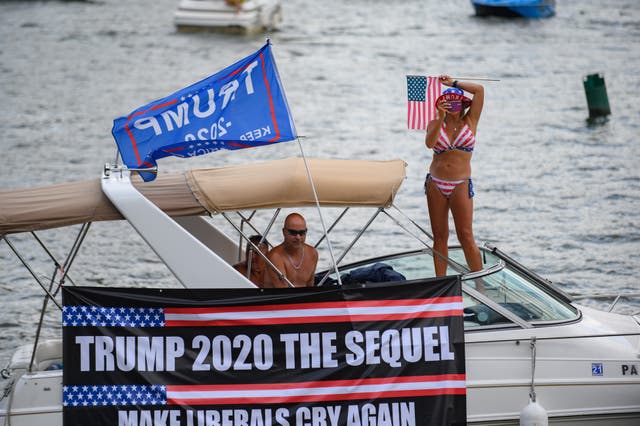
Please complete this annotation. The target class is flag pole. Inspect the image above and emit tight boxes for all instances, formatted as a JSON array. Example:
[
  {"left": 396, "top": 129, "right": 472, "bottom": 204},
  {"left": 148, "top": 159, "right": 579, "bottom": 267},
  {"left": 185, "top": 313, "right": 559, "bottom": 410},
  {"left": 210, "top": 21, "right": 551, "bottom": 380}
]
[
  {"left": 451, "top": 77, "right": 500, "bottom": 81},
  {"left": 406, "top": 74, "right": 500, "bottom": 81},
  {"left": 296, "top": 137, "right": 343, "bottom": 286}
]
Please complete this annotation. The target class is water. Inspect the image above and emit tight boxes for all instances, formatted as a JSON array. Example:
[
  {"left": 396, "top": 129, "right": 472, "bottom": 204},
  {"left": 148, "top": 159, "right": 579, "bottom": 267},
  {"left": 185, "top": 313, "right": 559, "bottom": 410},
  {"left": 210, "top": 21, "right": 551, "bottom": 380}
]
[{"left": 0, "top": 0, "right": 639, "bottom": 360}]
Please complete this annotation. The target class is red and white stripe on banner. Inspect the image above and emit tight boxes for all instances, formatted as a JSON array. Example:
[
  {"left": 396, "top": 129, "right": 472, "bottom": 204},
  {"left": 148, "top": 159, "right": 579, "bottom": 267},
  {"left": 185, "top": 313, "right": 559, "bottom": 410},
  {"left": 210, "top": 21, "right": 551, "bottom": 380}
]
[
  {"left": 166, "top": 374, "right": 466, "bottom": 405},
  {"left": 164, "top": 297, "right": 463, "bottom": 326}
]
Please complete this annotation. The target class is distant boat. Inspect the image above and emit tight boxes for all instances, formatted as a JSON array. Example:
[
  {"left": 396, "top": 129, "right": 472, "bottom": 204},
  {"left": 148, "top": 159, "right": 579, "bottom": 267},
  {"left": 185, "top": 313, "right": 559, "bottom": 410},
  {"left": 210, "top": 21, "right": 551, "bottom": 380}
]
[
  {"left": 174, "top": 0, "right": 283, "bottom": 34},
  {"left": 472, "top": 0, "right": 556, "bottom": 18}
]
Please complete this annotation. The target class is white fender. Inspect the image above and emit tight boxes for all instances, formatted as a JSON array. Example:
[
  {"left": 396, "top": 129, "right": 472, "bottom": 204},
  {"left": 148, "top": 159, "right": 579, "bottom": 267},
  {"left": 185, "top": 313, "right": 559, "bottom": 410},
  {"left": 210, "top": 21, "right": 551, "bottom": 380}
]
[{"left": 519, "top": 397, "right": 548, "bottom": 426}]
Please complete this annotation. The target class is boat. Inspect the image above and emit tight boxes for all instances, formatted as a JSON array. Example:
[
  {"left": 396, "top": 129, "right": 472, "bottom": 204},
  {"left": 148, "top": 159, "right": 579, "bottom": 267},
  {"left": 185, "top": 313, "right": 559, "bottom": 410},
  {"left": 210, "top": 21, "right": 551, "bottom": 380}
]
[
  {"left": 173, "top": 0, "right": 283, "bottom": 34},
  {"left": 0, "top": 157, "right": 639, "bottom": 425},
  {"left": 472, "top": 0, "right": 556, "bottom": 18}
]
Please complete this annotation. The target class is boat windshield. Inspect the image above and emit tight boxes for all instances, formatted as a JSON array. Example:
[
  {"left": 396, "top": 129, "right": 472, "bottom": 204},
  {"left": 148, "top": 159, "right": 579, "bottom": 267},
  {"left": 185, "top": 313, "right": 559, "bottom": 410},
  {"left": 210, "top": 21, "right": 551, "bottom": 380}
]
[
  {"left": 454, "top": 248, "right": 578, "bottom": 328},
  {"left": 320, "top": 246, "right": 578, "bottom": 330}
]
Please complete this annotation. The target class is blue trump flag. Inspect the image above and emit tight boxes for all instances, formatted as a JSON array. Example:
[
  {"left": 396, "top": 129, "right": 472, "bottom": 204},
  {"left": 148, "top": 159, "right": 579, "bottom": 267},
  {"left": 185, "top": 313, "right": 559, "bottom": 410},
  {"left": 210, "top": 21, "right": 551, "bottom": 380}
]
[{"left": 112, "top": 41, "right": 297, "bottom": 181}]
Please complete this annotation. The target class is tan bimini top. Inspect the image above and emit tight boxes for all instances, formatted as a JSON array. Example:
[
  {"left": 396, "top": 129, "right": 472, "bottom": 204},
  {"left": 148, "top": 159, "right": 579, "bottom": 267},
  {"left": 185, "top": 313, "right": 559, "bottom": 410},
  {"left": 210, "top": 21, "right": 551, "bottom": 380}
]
[{"left": 0, "top": 158, "right": 406, "bottom": 235}]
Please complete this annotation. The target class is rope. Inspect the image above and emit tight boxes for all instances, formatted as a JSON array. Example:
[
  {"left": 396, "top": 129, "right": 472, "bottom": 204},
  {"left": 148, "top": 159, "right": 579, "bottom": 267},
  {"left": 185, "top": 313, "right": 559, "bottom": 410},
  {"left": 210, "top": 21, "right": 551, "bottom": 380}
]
[{"left": 529, "top": 337, "right": 538, "bottom": 402}]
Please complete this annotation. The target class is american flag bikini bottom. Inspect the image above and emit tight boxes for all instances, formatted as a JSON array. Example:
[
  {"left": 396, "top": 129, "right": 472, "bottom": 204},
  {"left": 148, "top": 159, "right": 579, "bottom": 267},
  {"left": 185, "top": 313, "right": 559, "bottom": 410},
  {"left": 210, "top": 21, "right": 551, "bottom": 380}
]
[{"left": 424, "top": 173, "right": 474, "bottom": 199}]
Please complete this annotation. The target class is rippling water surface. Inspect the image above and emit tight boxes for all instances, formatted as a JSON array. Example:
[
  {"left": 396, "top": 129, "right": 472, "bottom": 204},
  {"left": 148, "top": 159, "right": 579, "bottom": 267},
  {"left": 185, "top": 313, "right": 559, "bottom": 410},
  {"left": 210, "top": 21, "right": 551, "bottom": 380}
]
[{"left": 1, "top": 0, "right": 639, "bottom": 359}]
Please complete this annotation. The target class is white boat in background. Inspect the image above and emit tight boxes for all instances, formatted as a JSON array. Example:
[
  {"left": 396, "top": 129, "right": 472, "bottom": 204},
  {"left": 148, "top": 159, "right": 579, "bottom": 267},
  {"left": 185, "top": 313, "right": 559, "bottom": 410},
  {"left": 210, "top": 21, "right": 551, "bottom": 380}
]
[
  {"left": 174, "top": 0, "right": 282, "bottom": 34},
  {"left": 0, "top": 157, "right": 639, "bottom": 425}
]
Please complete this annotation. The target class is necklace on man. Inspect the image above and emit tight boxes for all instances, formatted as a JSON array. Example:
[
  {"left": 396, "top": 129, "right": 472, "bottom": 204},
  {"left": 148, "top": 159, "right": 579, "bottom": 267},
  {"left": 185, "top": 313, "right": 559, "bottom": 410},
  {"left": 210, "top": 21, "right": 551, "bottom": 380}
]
[{"left": 287, "top": 246, "right": 305, "bottom": 270}]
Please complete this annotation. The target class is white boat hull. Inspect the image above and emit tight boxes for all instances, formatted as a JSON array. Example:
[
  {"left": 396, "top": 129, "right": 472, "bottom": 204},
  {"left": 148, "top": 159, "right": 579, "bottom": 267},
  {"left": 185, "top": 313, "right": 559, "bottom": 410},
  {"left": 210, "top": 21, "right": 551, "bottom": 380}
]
[
  {"left": 173, "top": 0, "right": 282, "bottom": 34},
  {"left": 3, "top": 307, "right": 639, "bottom": 425},
  {"left": 465, "top": 305, "right": 640, "bottom": 423}
]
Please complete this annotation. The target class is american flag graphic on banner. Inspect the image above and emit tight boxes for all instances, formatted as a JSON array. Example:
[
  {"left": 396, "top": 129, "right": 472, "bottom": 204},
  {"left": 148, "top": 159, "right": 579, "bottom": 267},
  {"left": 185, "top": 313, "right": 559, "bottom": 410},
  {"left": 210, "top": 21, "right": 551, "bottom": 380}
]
[
  {"left": 62, "top": 280, "right": 467, "bottom": 425},
  {"left": 407, "top": 75, "right": 442, "bottom": 130},
  {"left": 63, "top": 375, "right": 466, "bottom": 407},
  {"left": 61, "top": 298, "right": 464, "bottom": 328}
]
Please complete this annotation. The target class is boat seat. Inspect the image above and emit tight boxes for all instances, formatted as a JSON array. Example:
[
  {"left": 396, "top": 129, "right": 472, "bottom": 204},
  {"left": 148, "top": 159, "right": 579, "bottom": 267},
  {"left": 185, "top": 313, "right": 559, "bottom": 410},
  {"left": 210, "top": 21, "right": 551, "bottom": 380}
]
[
  {"left": 9, "top": 339, "right": 63, "bottom": 372},
  {"left": 35, "top": 340, "right": 63, "bottom": 371}
]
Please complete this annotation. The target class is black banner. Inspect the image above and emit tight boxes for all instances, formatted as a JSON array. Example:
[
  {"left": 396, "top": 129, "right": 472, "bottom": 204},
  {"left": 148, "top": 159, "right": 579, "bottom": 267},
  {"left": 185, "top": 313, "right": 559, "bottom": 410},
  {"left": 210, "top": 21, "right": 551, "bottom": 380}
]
[{"left": 62, "top": 278, "right": 466, "bottom": 425}]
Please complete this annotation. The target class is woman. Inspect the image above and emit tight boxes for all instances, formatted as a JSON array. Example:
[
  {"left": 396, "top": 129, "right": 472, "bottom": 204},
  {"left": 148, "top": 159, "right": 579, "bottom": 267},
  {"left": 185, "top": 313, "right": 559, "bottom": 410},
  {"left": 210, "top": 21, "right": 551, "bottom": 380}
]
[{"left": 424, "top": 75, "right": 484, "bottom": 276}]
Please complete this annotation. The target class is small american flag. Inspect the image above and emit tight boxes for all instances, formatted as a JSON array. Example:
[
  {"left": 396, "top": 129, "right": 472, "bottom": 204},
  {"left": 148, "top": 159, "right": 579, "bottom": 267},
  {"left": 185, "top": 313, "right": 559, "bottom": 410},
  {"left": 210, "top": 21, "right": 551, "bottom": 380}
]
[{"left": 407, "top": 75, "right": 442, "bottom": 129}]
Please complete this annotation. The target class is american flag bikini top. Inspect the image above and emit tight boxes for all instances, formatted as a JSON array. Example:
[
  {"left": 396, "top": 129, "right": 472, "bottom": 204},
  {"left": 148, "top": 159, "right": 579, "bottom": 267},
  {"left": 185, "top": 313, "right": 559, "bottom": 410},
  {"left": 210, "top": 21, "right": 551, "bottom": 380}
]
[{"left": 433, "top": 122, "right": 476, "bottom": 155}]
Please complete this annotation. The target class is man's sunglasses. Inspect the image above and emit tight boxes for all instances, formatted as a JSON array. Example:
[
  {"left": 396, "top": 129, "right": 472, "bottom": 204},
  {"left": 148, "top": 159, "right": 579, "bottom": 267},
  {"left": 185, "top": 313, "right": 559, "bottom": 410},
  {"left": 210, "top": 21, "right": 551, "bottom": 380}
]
[{"left": 286, "top": 228, "right": 307, "bottom": 236}]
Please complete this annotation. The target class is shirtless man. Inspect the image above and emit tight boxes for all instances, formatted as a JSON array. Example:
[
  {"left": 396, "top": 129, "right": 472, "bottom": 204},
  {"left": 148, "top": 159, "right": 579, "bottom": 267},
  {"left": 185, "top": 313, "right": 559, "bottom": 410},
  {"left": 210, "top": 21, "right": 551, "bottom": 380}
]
[
  {"left": 233, "top": 235, "right": 269, "bottom": 287},
  {"left": 264, "top": 213, "right": 318, "bottom": 288}
]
